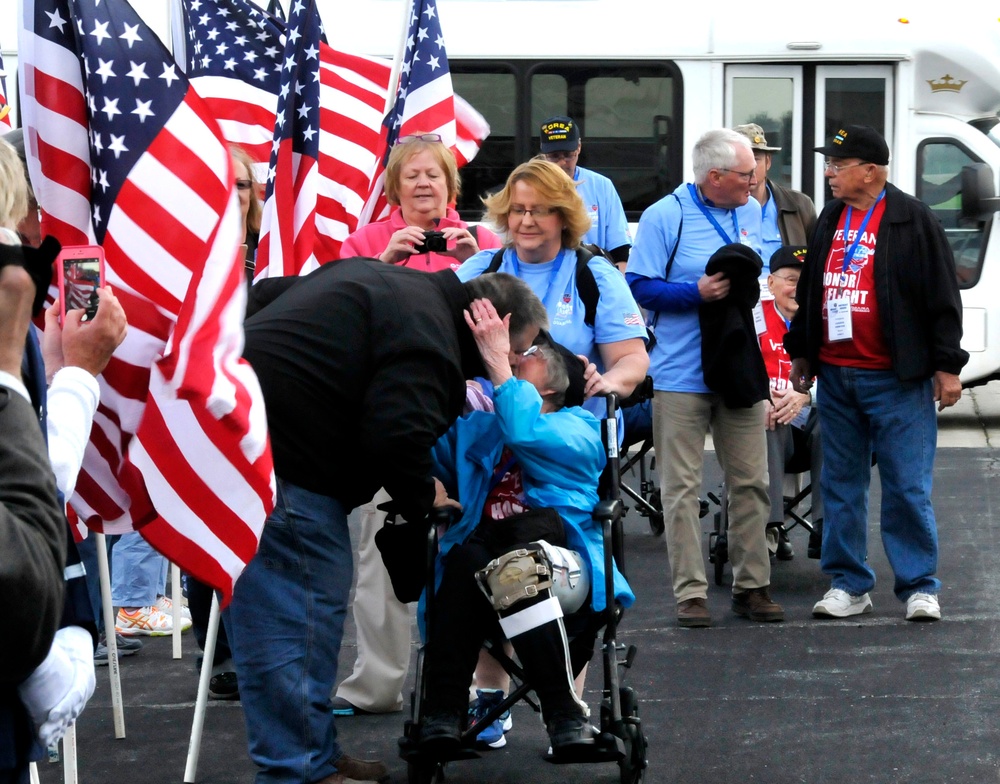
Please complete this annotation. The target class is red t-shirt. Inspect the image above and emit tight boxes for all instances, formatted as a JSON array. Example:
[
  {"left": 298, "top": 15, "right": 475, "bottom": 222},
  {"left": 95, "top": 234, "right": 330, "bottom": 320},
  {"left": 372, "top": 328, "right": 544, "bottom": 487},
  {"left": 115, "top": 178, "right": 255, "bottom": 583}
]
[
  {"left": 759, "top": 301, "right": 794, "bottom": 390},
  {"left": 482, "top": 447, "right": 528, "bottom": 522},
  {"left": 818, "top": 198, "right": 892, "bottom": 368}
]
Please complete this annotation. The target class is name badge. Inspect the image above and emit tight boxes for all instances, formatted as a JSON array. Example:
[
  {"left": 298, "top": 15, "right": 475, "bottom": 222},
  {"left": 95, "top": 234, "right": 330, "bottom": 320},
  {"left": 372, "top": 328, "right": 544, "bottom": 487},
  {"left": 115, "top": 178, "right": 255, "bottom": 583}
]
[
  {"left": 752, "top": 301, "right": 767, "bottom": 336},
  {"left": 827, "top": 296, "right": 853, "bottom": 342}
]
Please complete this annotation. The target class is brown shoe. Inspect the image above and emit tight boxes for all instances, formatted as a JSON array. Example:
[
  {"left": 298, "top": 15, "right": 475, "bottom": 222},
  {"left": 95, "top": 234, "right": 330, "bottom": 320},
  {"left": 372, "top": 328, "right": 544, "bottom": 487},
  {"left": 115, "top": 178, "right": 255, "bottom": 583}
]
[
  {"left": 676, "top": 597, "right": 711, "bottom": 628},
  {"left": 732, "top": 587, "right": 784, "bottom": 622},
  {"left": 321, "top": 754, "right": 390, "bottom": 784}
]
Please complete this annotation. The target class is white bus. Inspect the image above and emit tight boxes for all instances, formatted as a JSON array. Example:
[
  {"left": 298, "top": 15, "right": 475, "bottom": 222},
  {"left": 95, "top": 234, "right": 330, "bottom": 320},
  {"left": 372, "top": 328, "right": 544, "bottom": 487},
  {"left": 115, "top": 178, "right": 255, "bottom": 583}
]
[
  {"left": 4, "top": 1, "right": 1000, "bottom": 382},
  {"left": 325, "top": 1, "right": 1000, "bottom": 385}
]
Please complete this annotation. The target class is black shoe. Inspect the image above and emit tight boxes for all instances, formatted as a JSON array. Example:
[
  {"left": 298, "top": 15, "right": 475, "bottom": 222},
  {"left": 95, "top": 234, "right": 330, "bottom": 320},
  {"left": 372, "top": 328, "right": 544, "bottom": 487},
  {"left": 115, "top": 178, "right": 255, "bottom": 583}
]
[
  {"left": 209, "top": 670, "right": 239, "bottom": 700},
  {"left": 776, "top": 529, "right": 794, "bottom": 561},
  {"left": 419, "top": 711, "right": 464, "bottom": 754},
  {"left": 546, "top": 711, "right": 596, "bottom": 755},
  {"left": 808, "top": 520, "right": 823, "bottom": 559}
]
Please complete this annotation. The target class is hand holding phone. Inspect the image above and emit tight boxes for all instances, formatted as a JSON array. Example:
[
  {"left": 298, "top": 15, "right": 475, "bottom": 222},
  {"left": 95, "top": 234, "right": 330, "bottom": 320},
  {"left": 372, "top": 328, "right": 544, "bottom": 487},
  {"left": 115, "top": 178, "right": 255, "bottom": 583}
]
[{"left": 56, "top": 245, "right": 106, "bottom": 325}]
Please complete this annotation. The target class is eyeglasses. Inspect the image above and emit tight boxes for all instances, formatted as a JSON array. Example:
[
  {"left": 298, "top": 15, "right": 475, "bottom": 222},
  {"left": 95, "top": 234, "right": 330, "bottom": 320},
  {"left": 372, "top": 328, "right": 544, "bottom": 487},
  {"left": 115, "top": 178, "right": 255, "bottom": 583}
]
[
  {"left": 509, "top": 205, "right": 559, "bottom": 218},
  {"left": 235, "top": 179, "right": 252, "bottom": 191},
  {"left": 543, "top": 150, "right": 578, "bottom": 162},
  {"left": 520, "top": 345, "right": 542, "bottom": 359},
  {"left": 396, "top": 133, "right": 443, "bottom": 145},
  {"left": 770, "top": 273, "right": 800, "bottom": 284},
  {"left": 823, "top": 160, "right": 868, "bottom": 174},
  {"left": 719, "top": 168, "right": 756, "bottom": 182}
]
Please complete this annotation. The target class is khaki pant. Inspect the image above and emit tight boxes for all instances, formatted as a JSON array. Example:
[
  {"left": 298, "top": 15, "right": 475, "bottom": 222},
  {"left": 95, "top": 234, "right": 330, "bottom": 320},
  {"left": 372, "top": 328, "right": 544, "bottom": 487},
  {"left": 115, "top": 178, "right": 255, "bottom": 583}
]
[
  {"left": 335, "top": 488, "right": 413, "bottom": 712},
  {"left": 652, "top": 391, "right": 771, "bottom": 601}
]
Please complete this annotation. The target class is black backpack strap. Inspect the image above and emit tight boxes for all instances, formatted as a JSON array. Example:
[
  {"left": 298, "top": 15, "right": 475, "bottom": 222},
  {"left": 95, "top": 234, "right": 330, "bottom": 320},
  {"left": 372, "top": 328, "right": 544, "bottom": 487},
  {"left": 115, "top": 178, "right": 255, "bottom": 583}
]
[
  {"left": 646, "top": 192, "right": 685, "bottom": 351},
  {"left": 574, "top": 246, "right": 605, "bottom": 329},
  {"left": 485, "top": 247, "right": 505, "bottom": 273},
  {"left": 663, "top": 192, "right": 683, "bottom": 280},
  {"left": 469, "top": 224, "right": 478, "bottom": 245}
]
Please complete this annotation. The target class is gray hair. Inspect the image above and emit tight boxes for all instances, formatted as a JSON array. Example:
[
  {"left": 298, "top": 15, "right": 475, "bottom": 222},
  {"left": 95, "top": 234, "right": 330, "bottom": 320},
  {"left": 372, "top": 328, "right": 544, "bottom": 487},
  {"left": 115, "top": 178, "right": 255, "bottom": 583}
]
[
  {"left": 693, "top": 129, "right": 753, "bottom": 183},
  {"left": 463, "top": 272, "right": 549, "bottom": 337},
  {"left": 535, "top": 344, "right": 570, "bottom": 409}
]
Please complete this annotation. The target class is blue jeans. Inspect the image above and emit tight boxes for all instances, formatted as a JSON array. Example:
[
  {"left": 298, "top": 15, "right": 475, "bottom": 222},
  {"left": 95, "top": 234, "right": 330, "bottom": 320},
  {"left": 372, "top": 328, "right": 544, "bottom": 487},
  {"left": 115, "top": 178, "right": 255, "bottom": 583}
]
[
  {"left": 228, "top": 479, "right": 354, "bottom": 784},
  {"left": 110, "top": 532, "right": 166, "bottom": 607},
  {"left": 817, "top": 364, "right": 940, "bottom": 600}
]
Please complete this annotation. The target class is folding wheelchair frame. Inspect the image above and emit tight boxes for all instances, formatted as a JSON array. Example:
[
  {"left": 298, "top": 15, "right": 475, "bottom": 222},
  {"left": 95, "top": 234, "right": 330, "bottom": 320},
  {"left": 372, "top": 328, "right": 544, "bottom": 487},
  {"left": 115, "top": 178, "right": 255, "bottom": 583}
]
[{"left": 398, "top": 395, "right": 649, "bottom": 784}]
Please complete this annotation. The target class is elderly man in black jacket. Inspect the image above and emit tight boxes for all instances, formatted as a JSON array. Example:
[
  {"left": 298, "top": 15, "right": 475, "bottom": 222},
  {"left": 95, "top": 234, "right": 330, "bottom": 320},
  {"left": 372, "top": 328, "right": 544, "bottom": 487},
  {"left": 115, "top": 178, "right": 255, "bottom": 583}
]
[
  {"left": 232, "top": 260, "right": 548, "bottom": 784},
  {"left": 785, "top": 125, "right": 967, "bottom": 623}
]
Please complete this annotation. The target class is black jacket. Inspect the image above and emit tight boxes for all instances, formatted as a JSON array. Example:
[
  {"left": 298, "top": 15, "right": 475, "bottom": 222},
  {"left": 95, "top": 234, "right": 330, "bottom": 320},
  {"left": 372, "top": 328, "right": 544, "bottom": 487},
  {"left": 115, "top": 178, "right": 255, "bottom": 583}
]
[
  {"left": 699, "top": 245, "right": 770, "bottom": 408},
  {"left": 0, "top": 389, "right": 67, "bottom": 772},
  {"left": 784, "top": 182, "right": 968, "bottom": 380},
  {"left": 244, "top": 259, "right": 481, "bottom": 523}
]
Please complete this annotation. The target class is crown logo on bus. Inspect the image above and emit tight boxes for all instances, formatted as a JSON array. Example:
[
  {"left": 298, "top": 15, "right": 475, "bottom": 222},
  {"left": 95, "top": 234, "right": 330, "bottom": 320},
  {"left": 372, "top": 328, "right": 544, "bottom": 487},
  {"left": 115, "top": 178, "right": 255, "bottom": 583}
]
[{"left": 927, "top": 74, "right": 968, "bottom": 93}]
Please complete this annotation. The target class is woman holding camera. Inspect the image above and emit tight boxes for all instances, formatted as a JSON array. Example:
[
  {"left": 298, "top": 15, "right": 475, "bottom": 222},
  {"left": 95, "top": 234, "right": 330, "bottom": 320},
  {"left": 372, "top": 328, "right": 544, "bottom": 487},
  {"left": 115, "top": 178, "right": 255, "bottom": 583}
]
[{"left": 339, "top": 132, "right": 501, "bottom": 271}]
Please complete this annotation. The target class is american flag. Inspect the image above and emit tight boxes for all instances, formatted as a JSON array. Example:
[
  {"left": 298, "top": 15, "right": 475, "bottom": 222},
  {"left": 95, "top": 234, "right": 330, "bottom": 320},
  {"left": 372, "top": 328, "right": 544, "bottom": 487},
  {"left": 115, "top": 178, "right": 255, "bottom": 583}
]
[
  {"left": 0, "top": 54, "right": 11, "bottom": 129},
  {"left": 18, "top": 0, "right": 275, "bottom": 603},
  {"left": 359, "top": 0, "right": 488, "bottom": 225},
  {"left": 180, "top": 0, "right": 488, "bottom": 277},
  {"left": 266, "top": 0, "right": 287, "bottom": 23},
  {"left": 181, "top": 0, "right": 393, "bottom": 277},
  {"left": 255, "top": 0, "right": 325, "bottom": 276}
]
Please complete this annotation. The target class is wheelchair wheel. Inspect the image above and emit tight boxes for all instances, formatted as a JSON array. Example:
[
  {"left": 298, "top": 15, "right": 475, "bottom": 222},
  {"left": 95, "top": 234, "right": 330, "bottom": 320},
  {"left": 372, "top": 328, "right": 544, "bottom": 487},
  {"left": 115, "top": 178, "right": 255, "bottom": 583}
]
[
  {"left": 407, "top": 758, "right": 441, "bottom": 784},
  {"left": 618, "top": 687, "right": 647, "bottom": 784},
  {"left": 647, "top": 493, "right": 664, "bottom": 536},
  {"left": 710, "top": 511, "right": 728, "bottom": 587}
]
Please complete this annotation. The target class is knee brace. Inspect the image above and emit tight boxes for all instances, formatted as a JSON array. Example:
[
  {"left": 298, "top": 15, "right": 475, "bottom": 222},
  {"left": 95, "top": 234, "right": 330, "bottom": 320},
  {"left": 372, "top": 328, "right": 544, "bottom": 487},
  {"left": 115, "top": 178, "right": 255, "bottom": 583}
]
[{"left": 475, "top": 546, "right": 553, "bottom": 612}]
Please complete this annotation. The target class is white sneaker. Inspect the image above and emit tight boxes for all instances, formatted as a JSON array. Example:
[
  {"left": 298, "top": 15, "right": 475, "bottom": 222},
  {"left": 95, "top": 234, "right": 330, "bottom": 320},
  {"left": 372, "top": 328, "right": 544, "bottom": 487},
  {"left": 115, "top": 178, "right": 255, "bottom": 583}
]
[
  {"left": 905, "top": 592, "right": 941, "bottom": 621},
  {"left": 812, "top": 588, "right": 873, "bottom": 618},
  {"left": 155, "top": 594, "right": 193, "bottom": 623}
]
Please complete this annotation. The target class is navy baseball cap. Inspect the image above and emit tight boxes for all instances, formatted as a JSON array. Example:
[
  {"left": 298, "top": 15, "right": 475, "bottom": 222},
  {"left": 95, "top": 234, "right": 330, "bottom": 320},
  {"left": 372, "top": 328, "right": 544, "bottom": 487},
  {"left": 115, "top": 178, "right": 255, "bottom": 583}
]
[
  {"left": 540, "top": 116, "right": 580, "bottom": 153},
  {"left": 769, "top": 245, "right": 807, "bottom": 274},
  {"left": 814, "top": 125, "right": 890, "bottom": 165}
]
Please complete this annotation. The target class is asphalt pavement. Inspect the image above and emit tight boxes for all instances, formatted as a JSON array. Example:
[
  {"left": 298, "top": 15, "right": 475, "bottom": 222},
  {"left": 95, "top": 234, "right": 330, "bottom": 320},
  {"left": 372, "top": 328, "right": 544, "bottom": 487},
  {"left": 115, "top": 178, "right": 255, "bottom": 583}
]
[{"left": 34, "top": 382, "right": 1000, "bottom": 784}]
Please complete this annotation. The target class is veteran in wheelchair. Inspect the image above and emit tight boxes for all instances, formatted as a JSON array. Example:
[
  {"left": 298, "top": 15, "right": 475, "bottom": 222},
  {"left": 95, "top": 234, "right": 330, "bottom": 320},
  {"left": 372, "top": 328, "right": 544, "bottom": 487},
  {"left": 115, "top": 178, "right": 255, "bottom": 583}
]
[{"left": 413, "top": 297, "right": 635, "bottom": 767}]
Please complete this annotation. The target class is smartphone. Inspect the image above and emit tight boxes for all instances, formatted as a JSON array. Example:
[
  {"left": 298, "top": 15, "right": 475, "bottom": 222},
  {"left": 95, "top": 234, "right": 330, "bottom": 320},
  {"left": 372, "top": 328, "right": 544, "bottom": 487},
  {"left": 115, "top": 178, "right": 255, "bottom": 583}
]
[{"left": 56, "top": 245, "right": 106, "bottom": 325}]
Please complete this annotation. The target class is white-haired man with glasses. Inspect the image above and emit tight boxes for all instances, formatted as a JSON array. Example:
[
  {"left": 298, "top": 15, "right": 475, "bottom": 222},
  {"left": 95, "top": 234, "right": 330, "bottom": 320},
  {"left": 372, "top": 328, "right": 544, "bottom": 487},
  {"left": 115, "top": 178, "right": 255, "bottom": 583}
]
[{"left": 626, "top": 128, "right": 783, "bottom": 628}]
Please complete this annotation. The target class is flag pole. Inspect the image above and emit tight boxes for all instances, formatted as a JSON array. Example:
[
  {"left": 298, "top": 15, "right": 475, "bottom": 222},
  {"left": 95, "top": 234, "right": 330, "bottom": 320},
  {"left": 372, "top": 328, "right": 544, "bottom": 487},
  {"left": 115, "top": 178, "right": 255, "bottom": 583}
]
[
  {"left": 171, "top": 563, "right": 183, "bottom": 659},
  {"left": 96, "top": 533, "right": 126, "bottom": 738},
  {"left": 61, "top": 724, "right": 78, "bottom": 784},
  {"left": 183, "top": 592, "right": 220, "bottom": 783},
  {"left": 383, "top": 0, "right": 414, "bottom": 116}
]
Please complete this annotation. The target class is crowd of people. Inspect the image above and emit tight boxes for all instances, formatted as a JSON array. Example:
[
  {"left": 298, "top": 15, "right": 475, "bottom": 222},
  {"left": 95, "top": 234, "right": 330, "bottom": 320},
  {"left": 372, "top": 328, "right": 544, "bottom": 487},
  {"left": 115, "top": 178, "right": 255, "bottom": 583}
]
[{"left": 0, "top": 114, "right": 968, "bottom": 784}]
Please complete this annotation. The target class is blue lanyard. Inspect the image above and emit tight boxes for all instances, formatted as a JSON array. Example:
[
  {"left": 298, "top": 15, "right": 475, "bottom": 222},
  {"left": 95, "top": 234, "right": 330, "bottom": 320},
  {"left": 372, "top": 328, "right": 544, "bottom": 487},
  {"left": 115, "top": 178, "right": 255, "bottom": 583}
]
[
  {"left": 842, "top": 190, "right": 885, "bottom": 274},
  {"left": 688, "top": 183, "right": 739, "bottom": 245},
  {"left": 509, "top": 248, "right": 568, "bottom": 307}
]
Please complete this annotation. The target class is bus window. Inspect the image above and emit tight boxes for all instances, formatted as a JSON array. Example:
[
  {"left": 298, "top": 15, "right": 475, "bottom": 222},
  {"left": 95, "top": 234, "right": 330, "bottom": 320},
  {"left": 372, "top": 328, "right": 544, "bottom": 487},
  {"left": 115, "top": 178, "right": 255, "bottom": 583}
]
[
  {"left": 451, "top": 67, "right": 518, "bottom": 215},
  {"left": 729, "top": 73, "right": 797, "bottom": 190},
  {"left": 451, "top": 61, "right": 682, "bottom": 223},
  {"left": 530, "top": 64, "right": 680, "bottom": 221},
  {"left": 917, "top": 139, "right": 987, "bottom": 288}
]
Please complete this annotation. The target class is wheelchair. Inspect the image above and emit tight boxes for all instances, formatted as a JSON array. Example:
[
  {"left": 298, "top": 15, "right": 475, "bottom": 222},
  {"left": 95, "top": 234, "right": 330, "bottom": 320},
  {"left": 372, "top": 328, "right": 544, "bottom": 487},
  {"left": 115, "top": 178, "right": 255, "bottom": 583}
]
[
  {"left": 708, "top": 414, "right": 820, "bottom": 586},
  {"left": 398, "top": 395, "right": 649, "bottom": 784},
  {"left": 617, "top": 377, "right": 664, "bottom": 537}
]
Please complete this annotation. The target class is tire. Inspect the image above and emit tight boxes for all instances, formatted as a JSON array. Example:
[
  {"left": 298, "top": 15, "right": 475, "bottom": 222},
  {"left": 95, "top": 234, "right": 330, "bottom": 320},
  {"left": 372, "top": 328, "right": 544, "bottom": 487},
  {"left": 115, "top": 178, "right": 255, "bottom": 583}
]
[
  {"left": 618, "top": 688, "right": 647, "bottom": 784},
  {"left": 647, "top": 494, "right": 664, "bottom": 536},
  {"left": 407, "top": 759, "right": 439, "bottom": 784}
]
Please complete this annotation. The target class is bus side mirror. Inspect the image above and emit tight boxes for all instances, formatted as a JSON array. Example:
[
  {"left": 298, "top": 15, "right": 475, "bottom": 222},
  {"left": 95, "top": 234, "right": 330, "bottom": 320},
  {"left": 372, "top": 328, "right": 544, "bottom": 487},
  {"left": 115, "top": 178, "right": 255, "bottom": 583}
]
[{"left": 961, "top": 163, "right": 1000, "bottom": 222}]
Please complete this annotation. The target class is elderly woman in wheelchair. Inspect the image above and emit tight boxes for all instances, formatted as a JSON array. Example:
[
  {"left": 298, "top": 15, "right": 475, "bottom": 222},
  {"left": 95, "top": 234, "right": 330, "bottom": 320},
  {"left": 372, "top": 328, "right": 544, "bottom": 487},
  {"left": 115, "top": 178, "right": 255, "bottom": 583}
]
[{"left": 417, "top": 297, "right": 634, "bottom": 759}]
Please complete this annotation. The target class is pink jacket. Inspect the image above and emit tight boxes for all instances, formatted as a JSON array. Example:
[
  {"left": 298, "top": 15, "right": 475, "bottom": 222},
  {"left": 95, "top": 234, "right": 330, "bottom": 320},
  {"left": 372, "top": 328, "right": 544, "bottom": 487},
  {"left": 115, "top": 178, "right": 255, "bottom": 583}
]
[{"left": 340, "top": 207, "right": 501, "bottom": 272}]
